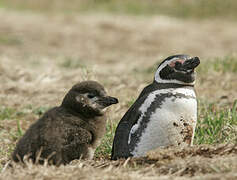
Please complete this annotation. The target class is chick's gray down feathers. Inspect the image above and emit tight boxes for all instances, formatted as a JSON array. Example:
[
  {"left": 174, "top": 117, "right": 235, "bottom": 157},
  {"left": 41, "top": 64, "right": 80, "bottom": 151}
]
[{"left": 12, "top": 81, "right": 118, "bottom": 165}]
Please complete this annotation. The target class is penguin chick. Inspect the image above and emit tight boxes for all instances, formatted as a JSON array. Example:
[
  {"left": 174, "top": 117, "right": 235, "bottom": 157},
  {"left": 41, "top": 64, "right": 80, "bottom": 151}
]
[
  {"left": 12, "top": 81, "right": 118, "bottom": 165},
  {"left": 111, "top": 55, "right": 200, "bottom": 160}
]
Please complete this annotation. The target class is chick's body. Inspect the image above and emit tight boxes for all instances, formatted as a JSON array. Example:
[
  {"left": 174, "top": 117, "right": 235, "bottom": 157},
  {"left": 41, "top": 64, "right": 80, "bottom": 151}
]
[{"left": 12, "top": 81, "right": 118, "bottom": 165}]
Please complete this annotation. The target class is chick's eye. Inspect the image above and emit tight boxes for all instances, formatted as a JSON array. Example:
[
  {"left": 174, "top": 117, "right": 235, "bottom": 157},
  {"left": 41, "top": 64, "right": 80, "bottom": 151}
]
[{"left": 87, "top": 94, "right": 95, "bottom": 99}]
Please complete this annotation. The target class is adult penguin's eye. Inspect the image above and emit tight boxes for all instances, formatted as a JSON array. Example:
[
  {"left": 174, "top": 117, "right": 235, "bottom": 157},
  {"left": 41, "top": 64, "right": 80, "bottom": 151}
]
[
  {"left": 87, "top": 93, "right": 95, "bottom": 99},
  {"left": 175, "top": 61, "right": 182, "bottom": 67}
]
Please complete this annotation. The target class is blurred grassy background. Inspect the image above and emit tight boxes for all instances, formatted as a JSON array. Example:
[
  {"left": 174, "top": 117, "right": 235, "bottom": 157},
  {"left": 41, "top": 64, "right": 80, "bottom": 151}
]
[
  {"left": 1, "top": 0, "right": 237, "bottom": 19},
  {"left": 1, "top": 0, "right": 237, "bottom": 178}
]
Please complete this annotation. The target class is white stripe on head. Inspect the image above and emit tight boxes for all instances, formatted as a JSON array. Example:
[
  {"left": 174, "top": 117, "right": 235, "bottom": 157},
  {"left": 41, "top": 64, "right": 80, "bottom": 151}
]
[{"left": 154, "top": 57, "right": 195, "bottom": 85}]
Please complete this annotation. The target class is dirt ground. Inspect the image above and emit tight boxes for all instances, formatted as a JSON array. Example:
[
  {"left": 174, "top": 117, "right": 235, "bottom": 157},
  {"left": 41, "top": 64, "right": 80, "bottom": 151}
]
[{"left": 0, "top": 8, "right": 237, "bottom": 179}]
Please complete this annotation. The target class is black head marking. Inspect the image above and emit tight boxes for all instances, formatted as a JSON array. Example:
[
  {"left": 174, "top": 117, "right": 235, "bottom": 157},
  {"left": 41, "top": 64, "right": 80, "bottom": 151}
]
[
  {"left": 155, "top": 55, "right": 200, "bottom": 85},
  {"left": 157, "top": 54, "right": 191, "bottom": 69}
]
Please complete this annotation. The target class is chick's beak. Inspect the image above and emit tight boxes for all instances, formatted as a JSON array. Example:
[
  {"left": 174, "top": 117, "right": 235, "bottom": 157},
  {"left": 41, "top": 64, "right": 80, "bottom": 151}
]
[{"left": 97, "top": 96, "right": 119, "bottom": 108}]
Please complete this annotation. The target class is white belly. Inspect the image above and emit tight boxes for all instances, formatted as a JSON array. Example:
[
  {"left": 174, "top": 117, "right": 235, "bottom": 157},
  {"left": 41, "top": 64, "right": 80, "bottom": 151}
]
[{"left": 130, "top": 88, "right": 197, "bottom": 157}]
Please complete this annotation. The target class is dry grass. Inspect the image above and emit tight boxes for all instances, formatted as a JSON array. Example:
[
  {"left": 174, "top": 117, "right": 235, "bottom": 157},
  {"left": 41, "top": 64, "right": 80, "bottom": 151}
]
[
  {"left": 1, "top": 144, "right": 237, "bottom": 179},
  {"left": 0, "top": 5, "right": 237, "bottom": 179}
]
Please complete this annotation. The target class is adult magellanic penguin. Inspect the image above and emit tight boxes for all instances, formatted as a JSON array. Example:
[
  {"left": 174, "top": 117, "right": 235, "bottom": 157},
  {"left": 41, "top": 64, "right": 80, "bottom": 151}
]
[{"left": 111, "top": 55, "right": 200, "bottom": 160}]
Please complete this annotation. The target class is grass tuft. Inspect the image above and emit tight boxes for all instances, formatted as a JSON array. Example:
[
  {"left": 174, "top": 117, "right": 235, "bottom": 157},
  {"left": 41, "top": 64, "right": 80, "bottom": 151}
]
[
  {"left": 0, "top": 35, "right": 22, "bottom": 46},
  {"left": 59, "top": 57, "right": 86, "bottom": 69},
  {"left": 194, "top": 100, "right": 237, "bottom": 144},
  {"left": 32, "top": 106, "right": 50, "bottom": 116},
  {"left": 0, "top": 106, "right": 17, "bottom": 120},
  {"left": 17, "top": 119, "right": 23, "bottom": 137},
  {"left": 197, "top": 56, "right": 237, "bottom": 74},
  {"left": 95, "top": 119, "right": 117, "bottom": 159},
  {"left": 126, "top": 98, "right": 136, "bottom": 108}
]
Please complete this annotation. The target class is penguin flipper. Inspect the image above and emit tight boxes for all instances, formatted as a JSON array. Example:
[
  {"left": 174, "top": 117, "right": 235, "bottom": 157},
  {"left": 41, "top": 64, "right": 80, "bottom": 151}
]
[
  {"left": 111, "top": 121, "right": 132, "bottom": 160},
  {"left": 111, "top": 96, "right": 147, "bottom": 160}
]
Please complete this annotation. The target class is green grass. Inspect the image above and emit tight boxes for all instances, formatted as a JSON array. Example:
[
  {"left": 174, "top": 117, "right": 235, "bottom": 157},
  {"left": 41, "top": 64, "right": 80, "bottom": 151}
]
[
  {"left": 95, "top": 119, "right": 117, "bottom": 159},
  {"left": 126, "top": 98, "right": 136, "bottom": 108},
  {"left": 1, "top": 0, "right": 237, "bottom": 20},
  {"left": 0, "top": 106, "right": 24, "bottom": 169},
  {"left": 32, "top": 106, "right": 50, "bottom": 116},
  {"left": 0, "top": 105, "right": 49, "bottom": 141},
  {"left": 0, "top": 106, "right": 28, "bottom": 122},
  {"left": 197, "top": 56, "right": 237, "bottom": 74},
  {"left": 0, "top": 105, "right": 50, "bottom": 119},
  {"left": 59, "top": 57, "right": 86, "bottom": 69},
  {"left": 194, "top": 100, "right": 237, "bottom": 144},
  {"left": 0, "top": 106, "right": 16, "bottom": 120},
  {"left": 0, "top": 35, "right": 22, "bottom": 46}
]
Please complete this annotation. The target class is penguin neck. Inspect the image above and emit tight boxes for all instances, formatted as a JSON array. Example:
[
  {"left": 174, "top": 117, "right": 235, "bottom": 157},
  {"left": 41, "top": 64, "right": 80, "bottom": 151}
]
[
  {"left": 153, "top": 80, "right": 195, "bottom": 89},
  {"left": 137, "top": 81, "right": 195, "bottom": 100}
]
